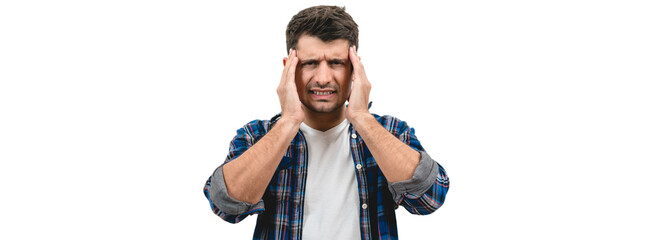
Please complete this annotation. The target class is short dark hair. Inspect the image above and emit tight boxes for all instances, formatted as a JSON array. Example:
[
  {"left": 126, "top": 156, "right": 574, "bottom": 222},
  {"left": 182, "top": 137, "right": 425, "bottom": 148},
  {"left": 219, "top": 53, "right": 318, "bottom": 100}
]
[{"left": 285, "top": 5, "right": 359, "bottom": 54}]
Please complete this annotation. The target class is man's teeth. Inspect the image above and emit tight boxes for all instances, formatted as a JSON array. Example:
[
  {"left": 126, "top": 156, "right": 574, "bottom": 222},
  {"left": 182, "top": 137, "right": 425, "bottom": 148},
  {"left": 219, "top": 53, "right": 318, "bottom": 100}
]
[{"left": 313, "top": 91, "right": 333, "bottom": 95}]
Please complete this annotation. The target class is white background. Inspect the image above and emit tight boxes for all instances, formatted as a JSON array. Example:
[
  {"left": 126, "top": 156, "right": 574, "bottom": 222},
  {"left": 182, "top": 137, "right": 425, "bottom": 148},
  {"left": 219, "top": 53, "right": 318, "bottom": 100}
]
[{"left": 1, "top": 0, "right": 649, "bottom": 239}]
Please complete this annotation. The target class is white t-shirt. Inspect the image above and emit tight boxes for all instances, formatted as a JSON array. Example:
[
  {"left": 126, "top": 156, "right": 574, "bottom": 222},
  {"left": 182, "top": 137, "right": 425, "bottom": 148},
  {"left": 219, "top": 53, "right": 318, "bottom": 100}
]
[{"left": 299, "top": 119, "right": 361, "bottom": 240}]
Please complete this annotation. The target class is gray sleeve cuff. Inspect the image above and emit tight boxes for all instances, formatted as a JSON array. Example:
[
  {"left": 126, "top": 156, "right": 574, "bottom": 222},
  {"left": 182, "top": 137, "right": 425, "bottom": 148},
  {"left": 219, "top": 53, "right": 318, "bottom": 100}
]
[
  {"left": 387, "top": 151, "right": 439, "bottom": 202},
  {"left": 208, "top": 165, "right": 265, "bottom": 215}
]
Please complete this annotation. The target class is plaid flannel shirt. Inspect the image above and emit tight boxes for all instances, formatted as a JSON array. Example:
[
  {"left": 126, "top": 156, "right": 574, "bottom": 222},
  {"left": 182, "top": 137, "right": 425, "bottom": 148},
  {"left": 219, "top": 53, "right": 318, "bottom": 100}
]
[{"left": 204, "top": 113, "right": 449, "bottom": 239}]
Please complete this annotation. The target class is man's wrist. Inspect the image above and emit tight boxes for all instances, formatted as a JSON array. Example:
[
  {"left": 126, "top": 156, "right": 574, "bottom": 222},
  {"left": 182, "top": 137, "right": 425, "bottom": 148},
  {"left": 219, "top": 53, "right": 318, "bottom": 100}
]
[
  {"left": 277, "top": 116, "right": 303, "bottom": 129},
  {"left": 348, "top": 112, "right": 374, "bottom": 127}
]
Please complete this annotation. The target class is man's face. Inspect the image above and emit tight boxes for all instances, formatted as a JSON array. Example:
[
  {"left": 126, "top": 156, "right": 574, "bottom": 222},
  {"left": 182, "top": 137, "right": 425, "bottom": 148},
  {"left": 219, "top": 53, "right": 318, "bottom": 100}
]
[{"left": 294, "top": 35, "right": 352, "bottom": 114}]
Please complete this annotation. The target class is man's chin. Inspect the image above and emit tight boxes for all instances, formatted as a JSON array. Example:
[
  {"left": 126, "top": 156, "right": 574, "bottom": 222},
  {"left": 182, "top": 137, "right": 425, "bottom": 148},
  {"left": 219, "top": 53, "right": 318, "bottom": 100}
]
[{"left": 304, "top": 102, "right": 344, "bottom": 114}]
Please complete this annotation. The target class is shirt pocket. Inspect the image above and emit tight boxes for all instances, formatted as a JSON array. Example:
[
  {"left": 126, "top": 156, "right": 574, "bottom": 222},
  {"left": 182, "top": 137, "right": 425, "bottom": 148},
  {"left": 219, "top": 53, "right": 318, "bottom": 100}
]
[
  {"left": 364, "top": 156, "right": 383, "bottom": 182},
  {"left": 268, "top": 166, "right": 292, "bottom": 202},
  {"left": 365, "top": 156, "right": 378, "bottom": 169}
]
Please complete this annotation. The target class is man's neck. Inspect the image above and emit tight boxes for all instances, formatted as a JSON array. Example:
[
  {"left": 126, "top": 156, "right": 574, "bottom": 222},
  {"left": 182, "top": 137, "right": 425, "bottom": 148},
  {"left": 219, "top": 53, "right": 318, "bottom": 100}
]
[{"left": 301, "top": 106, "right": 347, "bottom": 132}]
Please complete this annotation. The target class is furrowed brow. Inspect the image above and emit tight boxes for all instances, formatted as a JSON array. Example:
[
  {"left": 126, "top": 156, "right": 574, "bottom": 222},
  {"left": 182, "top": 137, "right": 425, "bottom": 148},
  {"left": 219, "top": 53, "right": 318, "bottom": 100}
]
[
  {"left": 328, "top": 58, "right": 348, "bottom": 64},
  {"left": 300, "top": 59, "right": 319, "bottom": 64}
]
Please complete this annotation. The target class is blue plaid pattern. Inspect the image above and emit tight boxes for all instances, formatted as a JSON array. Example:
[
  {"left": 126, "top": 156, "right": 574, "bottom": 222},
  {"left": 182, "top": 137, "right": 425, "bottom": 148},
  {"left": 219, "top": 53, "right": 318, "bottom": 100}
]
[{"left": 204, "top": 114, "right": 449, "bottom": 239}]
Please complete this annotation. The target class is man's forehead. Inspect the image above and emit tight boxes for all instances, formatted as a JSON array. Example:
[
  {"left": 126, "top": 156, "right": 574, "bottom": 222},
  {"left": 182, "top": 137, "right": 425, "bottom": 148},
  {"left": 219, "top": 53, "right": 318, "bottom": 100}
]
[{"left": 295, "top": 35, "right": 349, "bottom": 59}]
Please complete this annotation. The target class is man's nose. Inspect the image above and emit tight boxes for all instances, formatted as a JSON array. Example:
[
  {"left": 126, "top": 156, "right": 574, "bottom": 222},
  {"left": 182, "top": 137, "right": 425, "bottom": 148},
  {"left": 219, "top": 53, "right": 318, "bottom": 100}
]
[{"left": 314, "top": 62, "right": 333, "bottom": 84}]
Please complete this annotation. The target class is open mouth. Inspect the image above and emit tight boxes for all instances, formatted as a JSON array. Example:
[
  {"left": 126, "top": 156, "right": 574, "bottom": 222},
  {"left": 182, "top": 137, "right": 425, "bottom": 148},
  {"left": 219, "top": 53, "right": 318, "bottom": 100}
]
[
  {"left": 309, "top": 90, "right": 336, "bottom": 98},
  {"left": 311, "top": 91, "right": 334, "bottom": 95}
]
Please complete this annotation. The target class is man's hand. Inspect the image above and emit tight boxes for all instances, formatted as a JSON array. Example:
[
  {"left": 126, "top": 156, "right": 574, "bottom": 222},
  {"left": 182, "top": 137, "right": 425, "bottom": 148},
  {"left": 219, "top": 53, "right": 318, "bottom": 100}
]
[
  {"left": 346, "top": 46, "right": 372, "bottom": 123},
  {"left": 221, "top": 49, "right": 305, "bottom": 205},
  {"left": 344, "top": 46, "right": 421, "bottom": 182},
  {"left": 278, "top": 49, "right": 304, "bottom": 124}
]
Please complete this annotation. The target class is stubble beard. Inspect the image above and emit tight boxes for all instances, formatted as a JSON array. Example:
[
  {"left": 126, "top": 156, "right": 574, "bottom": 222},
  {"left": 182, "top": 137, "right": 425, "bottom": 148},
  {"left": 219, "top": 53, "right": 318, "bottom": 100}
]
[{"left": 302, "top": 99, "right": 345, "bottom": 114}]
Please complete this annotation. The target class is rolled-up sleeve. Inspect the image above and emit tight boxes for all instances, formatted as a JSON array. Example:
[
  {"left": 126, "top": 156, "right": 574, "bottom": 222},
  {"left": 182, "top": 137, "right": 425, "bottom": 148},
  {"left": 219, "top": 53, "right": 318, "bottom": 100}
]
[
  {"left": 387, "top": 151, "right": 449, "bottom": 215},
  {"left": 203, "top": 120, "right": 268, "bottom": 223},
  {"left": 203, "top": 166, "right": 265, "bottom": 223},
  {"left": 381, "top": 115, "right": 450, "bottom": 215}
]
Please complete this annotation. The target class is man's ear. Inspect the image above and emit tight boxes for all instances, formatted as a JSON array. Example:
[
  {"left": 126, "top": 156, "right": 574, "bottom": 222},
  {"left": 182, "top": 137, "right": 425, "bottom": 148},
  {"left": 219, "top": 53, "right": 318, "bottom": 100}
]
[{"left": 283, "top": 57, "right": 288, "bottom": 66}]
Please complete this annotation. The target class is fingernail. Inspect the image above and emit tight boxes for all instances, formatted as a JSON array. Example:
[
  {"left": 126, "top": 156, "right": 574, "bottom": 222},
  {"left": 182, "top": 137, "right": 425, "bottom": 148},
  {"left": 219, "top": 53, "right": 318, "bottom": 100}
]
[{"left": 289, "top": 48, "right": 293, "bottom": 55}]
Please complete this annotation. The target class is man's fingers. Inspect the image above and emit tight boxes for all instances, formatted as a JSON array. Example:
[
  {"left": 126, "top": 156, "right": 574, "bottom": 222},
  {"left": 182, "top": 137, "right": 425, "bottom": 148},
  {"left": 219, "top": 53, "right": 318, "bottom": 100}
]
[
  {"left": 283, "top": 49, "right": 299, "bottom": 84},
  {"left": 349, "top": 46, "right": 361, "bottom": 71},
  {"left": 281, "top": 49, "right": 295, "bottom": 84},
  {"left": 349, "top": 46, "right": 357, "bottom": 66},
  {"left": 286, "top": 51, "right": 299, "bottom": 86},
  {"left": 349, "top": 46, "right": 367, "bottom": 82}
]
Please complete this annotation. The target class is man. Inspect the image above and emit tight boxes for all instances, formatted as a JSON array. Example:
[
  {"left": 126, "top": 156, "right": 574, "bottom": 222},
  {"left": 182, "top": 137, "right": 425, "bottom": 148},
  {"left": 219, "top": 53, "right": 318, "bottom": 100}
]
[{"left": 204, "top": 5, "right": 449, "bottom": 240}]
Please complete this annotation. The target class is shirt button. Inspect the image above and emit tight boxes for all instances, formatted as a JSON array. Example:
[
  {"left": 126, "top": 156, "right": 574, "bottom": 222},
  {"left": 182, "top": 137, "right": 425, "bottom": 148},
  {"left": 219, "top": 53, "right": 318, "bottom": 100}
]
[
  {"left": 362, "top": 203, "right": 368, "bottom": 209},
  {"left": 351, "top": 133, "right": 357, "bottom": 139},
  {"left": 356, "top": 164, "right": 362, "bottom": 170}
]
